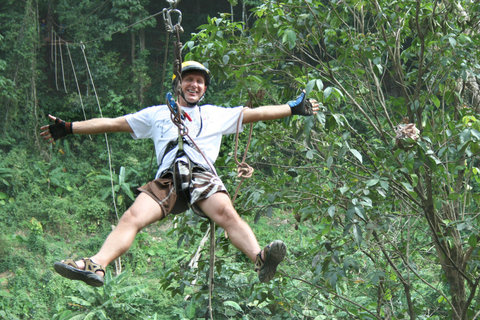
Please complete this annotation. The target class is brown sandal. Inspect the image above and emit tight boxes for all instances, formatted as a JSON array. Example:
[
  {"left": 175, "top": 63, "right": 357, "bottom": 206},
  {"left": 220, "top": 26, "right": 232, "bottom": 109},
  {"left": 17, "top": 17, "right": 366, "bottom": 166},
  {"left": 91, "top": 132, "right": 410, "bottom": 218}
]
[
  {"left": 53, "top": 258, "right": 105, "bottom": 287},
  {"left": 254, "top": 240, "right": 286, "bottom": 283}
]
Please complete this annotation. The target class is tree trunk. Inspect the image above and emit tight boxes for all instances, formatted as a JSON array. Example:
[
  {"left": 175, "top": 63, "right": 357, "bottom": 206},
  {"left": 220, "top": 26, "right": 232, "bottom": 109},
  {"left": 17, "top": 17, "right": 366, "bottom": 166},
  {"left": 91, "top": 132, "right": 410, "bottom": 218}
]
[
  {"left": 425, "top": 173, "right": 467, "bottom": 320},
  {"left": 139, "top": 28, "right": 145, "bottom": 105}
]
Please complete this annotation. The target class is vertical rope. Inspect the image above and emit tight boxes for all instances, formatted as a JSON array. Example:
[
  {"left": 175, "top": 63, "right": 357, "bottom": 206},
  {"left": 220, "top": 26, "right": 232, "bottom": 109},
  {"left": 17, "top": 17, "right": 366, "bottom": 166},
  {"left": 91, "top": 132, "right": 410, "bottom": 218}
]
[
  {"left": 58, "top": 34, "right": 68, "bottom": 93},
  {"left": 208, "top": 220, "right": 215, "bottom": 319},
  {"left": 66, "top": 43, "right": 92, "bottom": 140},
  {"left": 80, "top": 43, "right": 120, "bottom": 221},
  {"left": 54, "top": 31, "right": 58, "bottom": 90},
  {"left": 225, "top": 108, "right": 254, "bottom": 239},
  {"left": 50, "top": 27, "right": 54, "bottom": 62}
]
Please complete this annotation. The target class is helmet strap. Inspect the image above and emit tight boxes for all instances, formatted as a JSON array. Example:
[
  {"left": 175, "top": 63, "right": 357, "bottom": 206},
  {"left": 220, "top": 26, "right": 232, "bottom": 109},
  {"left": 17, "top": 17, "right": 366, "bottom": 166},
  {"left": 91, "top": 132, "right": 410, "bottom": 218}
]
[{"left": 180, "top": 90, "right": 205, "bottom": 107}]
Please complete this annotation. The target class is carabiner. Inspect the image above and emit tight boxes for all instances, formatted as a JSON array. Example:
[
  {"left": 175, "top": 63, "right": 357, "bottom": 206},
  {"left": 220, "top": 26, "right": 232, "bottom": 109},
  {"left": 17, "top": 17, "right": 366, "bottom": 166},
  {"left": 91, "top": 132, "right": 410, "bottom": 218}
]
[{"left": 162, "top": 8, "right": 183, "bottom": 34}]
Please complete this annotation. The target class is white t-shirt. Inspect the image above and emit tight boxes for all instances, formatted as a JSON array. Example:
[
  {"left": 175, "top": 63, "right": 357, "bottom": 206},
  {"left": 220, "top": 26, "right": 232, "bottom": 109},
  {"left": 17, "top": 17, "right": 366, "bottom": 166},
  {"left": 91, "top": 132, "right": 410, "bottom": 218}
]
[{"left": 125, "top": 104, "right": 245, "bottom": 178}]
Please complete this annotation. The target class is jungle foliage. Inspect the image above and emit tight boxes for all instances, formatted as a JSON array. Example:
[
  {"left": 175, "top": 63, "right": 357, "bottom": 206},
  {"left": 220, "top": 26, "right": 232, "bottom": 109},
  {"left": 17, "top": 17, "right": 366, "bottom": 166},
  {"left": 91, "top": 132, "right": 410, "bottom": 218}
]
[{"left": 1, "top": 0, "right": 480, "bottom": 319}]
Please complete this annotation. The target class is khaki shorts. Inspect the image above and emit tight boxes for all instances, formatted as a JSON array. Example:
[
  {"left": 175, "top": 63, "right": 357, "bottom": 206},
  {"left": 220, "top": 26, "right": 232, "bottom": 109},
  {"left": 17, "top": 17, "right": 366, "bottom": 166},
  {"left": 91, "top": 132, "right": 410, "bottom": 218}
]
[{"left": 137, "top": 161, "right": 228, "bottom": 218}]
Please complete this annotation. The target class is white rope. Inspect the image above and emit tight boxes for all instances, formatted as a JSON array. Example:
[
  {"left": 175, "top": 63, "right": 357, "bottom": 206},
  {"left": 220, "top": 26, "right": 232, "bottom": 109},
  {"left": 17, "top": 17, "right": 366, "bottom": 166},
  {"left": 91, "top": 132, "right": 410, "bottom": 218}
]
[
  {"left": 80, "top": 43, "right": 120, "bottom": 221},
  {"left": 66, "top": 43, "right": 92, "bottom": 140},
  {"left": 58, "top": 34, "right": 68, "bottom": 93},
  {"left": 50, "top": 27, "right": 54, "bottom": 62}
]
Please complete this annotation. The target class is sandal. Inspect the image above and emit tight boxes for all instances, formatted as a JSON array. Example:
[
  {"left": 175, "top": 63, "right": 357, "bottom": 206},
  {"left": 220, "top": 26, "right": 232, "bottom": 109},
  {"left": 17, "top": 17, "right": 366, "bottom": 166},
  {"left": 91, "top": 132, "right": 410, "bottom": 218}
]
[
  {"left": 53, "top": 258, "right": 105, "bottom": 287},
  {"left": 254, "top": 240, "right": 286, "bottom": 283}
]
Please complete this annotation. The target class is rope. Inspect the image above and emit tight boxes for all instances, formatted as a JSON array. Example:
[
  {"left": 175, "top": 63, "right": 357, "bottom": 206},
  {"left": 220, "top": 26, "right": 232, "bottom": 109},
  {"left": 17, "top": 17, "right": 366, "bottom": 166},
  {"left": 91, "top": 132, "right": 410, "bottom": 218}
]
[
  {"left": 208, "top": 219, "right": 215, "bottom": 319},
  {"left": 161, "top": 7, "right": 218, "bottom": 318},
  {"left": 222, "top": 109, "right": 254, "bottom": 240},
  {"left": 58, "top": 33, "right": 68, "bottom": 93},
  {"left": 164, "top": 33, "right": 254, "bottom": 318},
  {"left": 65, "top": 43, "right": 91, "bottom": 140},
  {"left": 233, "top": 108, "right": 254, "bottom": 201},
  {"left": 80, "top": 43, "right": 120, "bottom": 222},
  {"left": 50, "top": 0, "right": 112, "bottom": 30}
]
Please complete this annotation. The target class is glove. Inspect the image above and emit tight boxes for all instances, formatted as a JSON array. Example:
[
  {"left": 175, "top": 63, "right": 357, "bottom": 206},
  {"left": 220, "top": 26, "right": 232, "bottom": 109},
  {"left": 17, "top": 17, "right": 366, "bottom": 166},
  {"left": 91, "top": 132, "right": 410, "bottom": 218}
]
[
  {"left": 48, "top": 117, "right": 73, "bottom": 141},
  {"left": 287, "top": 91, "right": 314, "bottom": 116}
]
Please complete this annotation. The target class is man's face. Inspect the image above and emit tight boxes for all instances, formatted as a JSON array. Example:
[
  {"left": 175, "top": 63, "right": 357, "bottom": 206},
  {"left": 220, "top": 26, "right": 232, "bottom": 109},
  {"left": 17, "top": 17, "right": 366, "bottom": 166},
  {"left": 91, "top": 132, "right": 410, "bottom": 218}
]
[{"left": 179, "top": 71, "right": 207, "bottom": 106}]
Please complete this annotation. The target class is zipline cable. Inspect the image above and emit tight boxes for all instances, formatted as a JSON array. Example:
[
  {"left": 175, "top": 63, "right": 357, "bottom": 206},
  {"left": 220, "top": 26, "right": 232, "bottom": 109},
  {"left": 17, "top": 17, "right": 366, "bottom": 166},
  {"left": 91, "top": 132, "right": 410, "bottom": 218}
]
[{"left": 50, "top": 0, "right": 112, "bottom": 31}]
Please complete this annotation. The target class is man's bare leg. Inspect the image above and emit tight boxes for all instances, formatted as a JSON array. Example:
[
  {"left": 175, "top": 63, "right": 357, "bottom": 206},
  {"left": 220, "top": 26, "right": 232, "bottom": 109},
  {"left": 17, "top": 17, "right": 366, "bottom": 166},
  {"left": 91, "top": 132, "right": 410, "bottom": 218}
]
[
  {"left": 197, "top": 192, "right": 261, "bottom": 262},
  {"left": 71, "top": 192, "right": 164, "bottom": 274},
  {"left": 198, "top": 192, "right": 286, "bottom": 282}
]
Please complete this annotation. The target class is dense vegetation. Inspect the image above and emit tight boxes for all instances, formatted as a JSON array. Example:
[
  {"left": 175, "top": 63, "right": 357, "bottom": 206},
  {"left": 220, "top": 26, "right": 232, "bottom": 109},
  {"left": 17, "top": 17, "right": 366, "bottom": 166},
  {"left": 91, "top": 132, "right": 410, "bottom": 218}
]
[{"left": 2, "top": 0, "right": 480, "bottom": 319}]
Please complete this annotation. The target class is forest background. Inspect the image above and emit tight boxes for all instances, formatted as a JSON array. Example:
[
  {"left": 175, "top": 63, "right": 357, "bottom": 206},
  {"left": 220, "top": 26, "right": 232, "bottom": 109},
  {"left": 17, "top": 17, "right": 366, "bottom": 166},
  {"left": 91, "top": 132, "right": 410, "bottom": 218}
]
[{"left": 1, "top": 0, "right": 480, "bottom": 319}]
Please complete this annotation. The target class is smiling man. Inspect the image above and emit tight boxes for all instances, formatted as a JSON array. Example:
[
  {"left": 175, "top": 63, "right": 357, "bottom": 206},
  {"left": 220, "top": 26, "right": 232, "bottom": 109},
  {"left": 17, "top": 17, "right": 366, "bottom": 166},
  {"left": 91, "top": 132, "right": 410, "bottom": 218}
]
[{"left": 41, "top": 61, "right": 318, "bottom": 287}]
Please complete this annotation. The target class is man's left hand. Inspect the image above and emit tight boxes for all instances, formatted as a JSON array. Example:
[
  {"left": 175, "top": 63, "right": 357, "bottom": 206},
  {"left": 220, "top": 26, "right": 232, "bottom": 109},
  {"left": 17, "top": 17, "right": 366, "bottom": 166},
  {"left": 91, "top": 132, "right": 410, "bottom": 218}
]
[{"left": 288, "top": 91, "right": 319, "bottom": 116}]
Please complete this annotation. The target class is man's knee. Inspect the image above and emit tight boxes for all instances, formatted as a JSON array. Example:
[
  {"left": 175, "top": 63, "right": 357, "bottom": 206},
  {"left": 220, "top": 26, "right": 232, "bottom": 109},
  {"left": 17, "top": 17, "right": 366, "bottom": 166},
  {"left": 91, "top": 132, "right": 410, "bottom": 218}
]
[
  {"left": 118, "top": 207, "right": 149, "bottom": 230},
  {"left": 214, "top": 203, "right": 241, "bottom": 224},
  {"left": 118, "top": 208, "right": 137, "bottom": 225},
  {"left": 118, "top": 193, "right": 164, "bottom": 229}
]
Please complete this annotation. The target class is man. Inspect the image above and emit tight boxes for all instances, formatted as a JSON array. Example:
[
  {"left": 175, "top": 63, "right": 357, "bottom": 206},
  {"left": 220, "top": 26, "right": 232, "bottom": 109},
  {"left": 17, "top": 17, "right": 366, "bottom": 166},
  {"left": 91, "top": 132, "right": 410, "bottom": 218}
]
[{"left": 41, "top": 61, "right": 317, "bottom": 287}]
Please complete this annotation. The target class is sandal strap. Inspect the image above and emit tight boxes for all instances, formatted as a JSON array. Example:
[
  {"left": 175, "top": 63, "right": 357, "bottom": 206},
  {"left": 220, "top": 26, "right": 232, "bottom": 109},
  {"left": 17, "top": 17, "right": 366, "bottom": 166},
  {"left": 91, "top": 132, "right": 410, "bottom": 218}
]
[
  {"left": 254, "top": 244, "right": 269, "bottom": 272},
  {"left": 83, "top": 258, "right": 105, "bottom": 276},
  {"left": 63, "top": 259, "right": 79, "bottom": 268},
  {"left": 254, "top": 251, "right": 263, "bottom": 272}
]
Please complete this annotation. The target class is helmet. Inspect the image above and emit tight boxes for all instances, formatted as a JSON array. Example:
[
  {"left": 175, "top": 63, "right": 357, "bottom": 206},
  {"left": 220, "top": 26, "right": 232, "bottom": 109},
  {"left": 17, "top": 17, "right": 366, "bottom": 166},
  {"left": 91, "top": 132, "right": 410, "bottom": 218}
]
[{"left": 172, "top": 61, "right": 211, "bottom": 86}]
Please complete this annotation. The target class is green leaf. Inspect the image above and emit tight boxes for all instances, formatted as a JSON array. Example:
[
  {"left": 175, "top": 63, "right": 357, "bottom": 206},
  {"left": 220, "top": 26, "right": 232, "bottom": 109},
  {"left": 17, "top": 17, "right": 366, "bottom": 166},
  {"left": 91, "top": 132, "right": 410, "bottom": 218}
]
[
  {"left": 186, "top": 299, "right": 196, "bottom": 318},
  {"left": 224, "top": 301, "right": 243, "bottom": 312},
  {"left": 368, "top": 271, "right": 385, "bottom": 285},
  {"left": 448, "top": 36, "right": 456, "bottom": 48},
  {"left": 223, "top": 54, "right": 230, "bottom": 65},
  {"left": 349, "top": 149, "right": 363, "bottom": 163},
  {"left": 353, "top": 224, "right": 363, "bottom": 246},
  {"left": 306, "top": 79, "right": 316, "bottom": 95},
  {"left": 67, "top": 296, "right": 92, "bottom": 307},
  {"left": 327, "top": 206, "right": 336, "bottom": 218},
  {"left": 316, "top": 111, "right": 326, "bottom": 126},
  {"left": 339, "top": 186, "right": 349, "bottom": 194},
  {"left": 410, "top": 174, "right": 419, "bottom": 187},
  {"left": 306, "top": 149, "right": 315, "bottom": 159},
  {"left": 316, "top": 79, "right": 324, "bottom": 91},
  {"left": 468, "top": 235, "right": 477, "bottom": 248},
  {"left": 283, "top": 29, "right": 297, "bottom": 49},
  {"left": 380, "top": 180, "right": 389, "bottom": 190},
  {"left": 401, "top": 182, "right": 414, "bottom": 192},
  {"left": 354, "top": 205, "right": 366, "bottom": 220},
  {"left": 119, "top": 166, "right": 126, "bottom": 184},
  {"left": 326, "top": 156, "right": 333, "bottom": 169}
]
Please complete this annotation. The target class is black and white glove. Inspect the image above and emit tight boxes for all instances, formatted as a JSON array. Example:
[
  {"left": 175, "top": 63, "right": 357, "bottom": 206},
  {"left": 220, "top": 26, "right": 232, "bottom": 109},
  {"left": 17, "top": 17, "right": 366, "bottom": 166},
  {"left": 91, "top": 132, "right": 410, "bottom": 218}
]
[{"left": 287, "top": 91, "right": 314, "bottom": 116}]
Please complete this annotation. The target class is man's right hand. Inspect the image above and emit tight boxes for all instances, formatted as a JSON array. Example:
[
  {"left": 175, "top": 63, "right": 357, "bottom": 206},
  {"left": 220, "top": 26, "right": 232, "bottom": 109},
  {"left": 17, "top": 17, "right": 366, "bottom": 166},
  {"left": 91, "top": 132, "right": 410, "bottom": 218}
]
[{"left": 40, "top": 114, "right": 73, "bottom": 143}]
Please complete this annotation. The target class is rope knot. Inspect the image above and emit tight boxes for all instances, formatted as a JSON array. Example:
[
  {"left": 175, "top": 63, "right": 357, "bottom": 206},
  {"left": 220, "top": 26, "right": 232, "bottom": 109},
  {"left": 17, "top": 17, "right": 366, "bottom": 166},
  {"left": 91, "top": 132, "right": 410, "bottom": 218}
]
[{"left": 237, "top": 162, "right": 254, "bottom": 179}]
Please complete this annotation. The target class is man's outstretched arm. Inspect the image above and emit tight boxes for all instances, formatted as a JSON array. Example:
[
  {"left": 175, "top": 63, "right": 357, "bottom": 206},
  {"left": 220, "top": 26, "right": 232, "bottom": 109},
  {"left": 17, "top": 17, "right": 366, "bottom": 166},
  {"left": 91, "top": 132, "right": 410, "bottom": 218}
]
[
  {"left": 40, "top": 114, "right": 133, "bottom": 144},
  {"left": 242, "top": 91, "right": 319, "bottom": 124}
]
